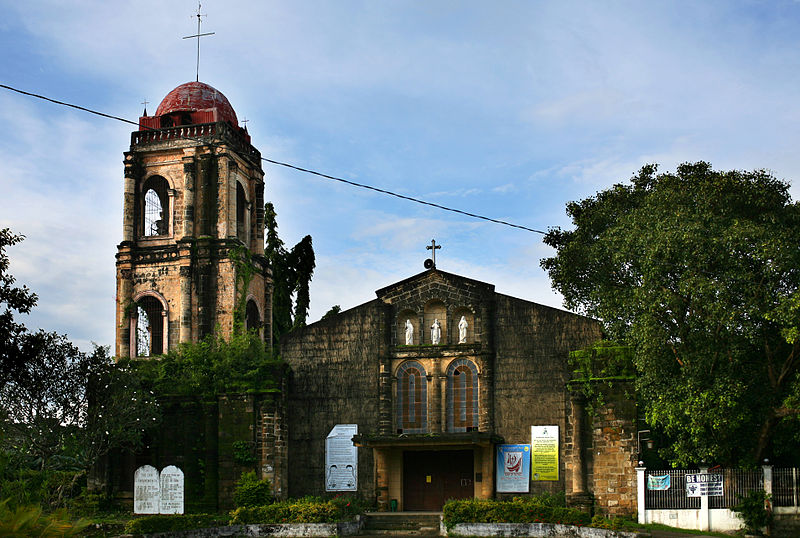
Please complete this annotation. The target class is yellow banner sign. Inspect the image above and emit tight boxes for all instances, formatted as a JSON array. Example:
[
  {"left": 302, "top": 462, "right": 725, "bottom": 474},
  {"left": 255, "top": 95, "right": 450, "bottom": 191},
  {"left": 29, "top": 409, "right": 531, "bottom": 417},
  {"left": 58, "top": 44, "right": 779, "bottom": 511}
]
[{"left": 531, "top": 426, "right": 558, "bottom": 481}]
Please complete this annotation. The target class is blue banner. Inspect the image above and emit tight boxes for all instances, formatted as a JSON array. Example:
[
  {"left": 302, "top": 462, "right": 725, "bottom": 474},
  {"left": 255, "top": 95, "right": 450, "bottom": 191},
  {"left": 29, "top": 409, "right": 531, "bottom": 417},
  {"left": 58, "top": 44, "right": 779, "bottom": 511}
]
[
  {"left": 647, "top": 474, "right": 671, "bottom": 490},
  {"left": 496, "top": 444, "right": 531, "bottom": 493}
]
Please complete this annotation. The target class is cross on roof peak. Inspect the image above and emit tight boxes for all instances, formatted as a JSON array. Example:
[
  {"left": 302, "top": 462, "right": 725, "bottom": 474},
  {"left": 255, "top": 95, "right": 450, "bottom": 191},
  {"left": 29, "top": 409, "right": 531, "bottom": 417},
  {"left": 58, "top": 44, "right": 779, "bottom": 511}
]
[{"left": 426, "top": 239, "right": 441, "bottom": 269}]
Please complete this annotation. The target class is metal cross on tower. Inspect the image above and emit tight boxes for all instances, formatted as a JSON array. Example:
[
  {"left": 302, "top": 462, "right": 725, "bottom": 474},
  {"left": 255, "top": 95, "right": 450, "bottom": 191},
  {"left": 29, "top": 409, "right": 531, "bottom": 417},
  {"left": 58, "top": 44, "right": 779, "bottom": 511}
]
[
  {"left": 426, "top": 239, "right": 441, "bottom": 268},
  {"left": 183, "top": 1, "right": 215, "bottom": 82}
]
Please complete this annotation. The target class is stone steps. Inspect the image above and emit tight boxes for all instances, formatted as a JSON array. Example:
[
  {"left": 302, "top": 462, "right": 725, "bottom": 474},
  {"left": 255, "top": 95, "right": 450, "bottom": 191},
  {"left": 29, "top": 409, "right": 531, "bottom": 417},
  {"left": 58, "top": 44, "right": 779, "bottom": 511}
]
[{"left": 361, "top": 512, "right": 442, "bottom": 535}]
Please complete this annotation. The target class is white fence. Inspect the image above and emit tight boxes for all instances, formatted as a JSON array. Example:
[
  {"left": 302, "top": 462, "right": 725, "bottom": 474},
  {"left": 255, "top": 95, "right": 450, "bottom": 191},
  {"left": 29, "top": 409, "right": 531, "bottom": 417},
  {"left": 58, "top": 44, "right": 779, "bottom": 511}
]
[{"left": 636, "top": 466, "right": 800, "bottom": 532}]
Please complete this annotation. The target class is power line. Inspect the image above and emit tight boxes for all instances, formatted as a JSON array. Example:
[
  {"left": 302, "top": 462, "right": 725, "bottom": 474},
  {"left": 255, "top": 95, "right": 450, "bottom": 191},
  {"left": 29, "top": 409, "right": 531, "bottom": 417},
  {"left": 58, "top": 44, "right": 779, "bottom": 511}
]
[{"left": 0, "top": 83, "right": 546, "bottom": 234}]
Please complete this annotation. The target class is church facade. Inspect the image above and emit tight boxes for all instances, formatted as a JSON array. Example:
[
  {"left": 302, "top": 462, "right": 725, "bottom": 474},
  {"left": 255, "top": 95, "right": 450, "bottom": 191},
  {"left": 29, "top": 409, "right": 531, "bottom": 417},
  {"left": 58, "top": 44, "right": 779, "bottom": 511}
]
[{"left": 281, "top": 268, "right": 639, "bottom": 515}]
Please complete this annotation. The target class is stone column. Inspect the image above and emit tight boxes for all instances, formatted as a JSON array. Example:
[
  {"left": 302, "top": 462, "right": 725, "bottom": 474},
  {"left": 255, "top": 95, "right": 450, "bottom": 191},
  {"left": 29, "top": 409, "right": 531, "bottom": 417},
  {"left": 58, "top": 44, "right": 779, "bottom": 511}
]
[
  {"left": 375, "top": 449, "right": 389, "bottom": 511},
  {"left": 431, "top": 358, "right": 443, "bottom": 433},
  {"left": 161, "top": 309, "right": 169, "bottom": 353},
  {"left": 117, "top": 275, "right": 132, "bottom": 358},
  {"left": 478, "top": 355, "right": 494, "bottom": 432},
  {"left": 699, "top": 466, "right": 709, "bottom": 532},
  {"left": 571, "top": 392, "right": 587, "bottom": 494},
  {"left": 182, "top": 156, "right": 195, "bottom": 237},
  {"left": 378, "top": 358, "right": 392, "bottom": 435},
  {"left": 122, "top": 154, "right": 137, "bottom": 241},
  {"left": 567, "top": 391, "right": 592, "bottom": 513},
  {"left": 179, "top": 266, "right": 192, "bottom": 344}
]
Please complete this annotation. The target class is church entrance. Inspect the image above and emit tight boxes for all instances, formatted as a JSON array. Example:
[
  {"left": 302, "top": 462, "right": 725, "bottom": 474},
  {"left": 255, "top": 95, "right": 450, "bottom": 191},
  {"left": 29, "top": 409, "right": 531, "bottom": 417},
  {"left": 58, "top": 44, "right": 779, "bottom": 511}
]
[{"left": 402, "top": 450, "right": 473, "bottom": 511}]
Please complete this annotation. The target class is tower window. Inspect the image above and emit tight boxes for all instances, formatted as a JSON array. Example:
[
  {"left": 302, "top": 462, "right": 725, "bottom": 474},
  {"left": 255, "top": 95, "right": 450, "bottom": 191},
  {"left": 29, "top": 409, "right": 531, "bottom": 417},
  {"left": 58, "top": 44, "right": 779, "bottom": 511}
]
[
  {"left": 136, "top": 295, "right": 165, "bottom": 356},
  {"left": 142, "top": 176, "right": 169, "bottom": 237},
  {"left": 246, "top": 299, "right": 261, "bottom": 331},
  {"left": 236, "top": 182, "right": 247, "bottom": 242}
]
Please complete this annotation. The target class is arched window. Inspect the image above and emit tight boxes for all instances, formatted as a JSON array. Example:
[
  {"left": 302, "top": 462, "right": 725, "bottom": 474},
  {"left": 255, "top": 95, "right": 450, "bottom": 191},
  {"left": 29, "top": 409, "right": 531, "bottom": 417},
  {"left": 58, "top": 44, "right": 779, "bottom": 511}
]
[
  {"left": 142, "top": 176, "right": 169, "bottom": 237},
  {"left": 135, "top": 295, "right": 166, "bottom": 356},
  {"left": 396, "top": 361, "right": 428, "bottom": 433},
  {"left": 246, "top": 299, "right": 261, "bottom": 331},
  {"left": 236, "top": 182, "right": 247, "bottom": 242},
  {"left": 446, "top": 359, "right": 479, "bottom": 432}
]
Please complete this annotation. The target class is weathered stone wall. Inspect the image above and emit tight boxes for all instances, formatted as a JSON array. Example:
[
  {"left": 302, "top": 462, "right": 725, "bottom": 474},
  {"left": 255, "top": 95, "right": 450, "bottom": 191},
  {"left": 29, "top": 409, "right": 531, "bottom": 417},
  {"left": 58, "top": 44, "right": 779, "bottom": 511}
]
[
  {"left": 96, "top": 389, "right": 286, "bottom": 512},
  {"left": 281, "top": 300, "right": 389, "bottom": 500},
  {"left": 493, "top": 294, "right": 603, "bottom": 495}
]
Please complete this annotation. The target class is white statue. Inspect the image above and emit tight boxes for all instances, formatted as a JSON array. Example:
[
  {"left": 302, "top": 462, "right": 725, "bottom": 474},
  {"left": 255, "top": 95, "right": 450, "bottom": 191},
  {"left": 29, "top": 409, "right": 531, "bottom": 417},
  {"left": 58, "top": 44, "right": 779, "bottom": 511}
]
[
  {"left": 458, "top": 315, "right": 468, "bottom": 343},
  {"left": 431, "top": 319, "right": 441, "bottom": 345},
  {"left": 404, "top": 319, "right": 414, "bottom": 345}
]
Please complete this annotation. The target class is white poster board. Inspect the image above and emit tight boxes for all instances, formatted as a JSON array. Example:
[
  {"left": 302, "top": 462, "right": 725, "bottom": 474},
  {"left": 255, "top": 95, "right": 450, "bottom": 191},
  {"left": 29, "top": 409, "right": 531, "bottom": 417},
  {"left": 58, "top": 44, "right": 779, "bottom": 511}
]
[
  {"left": 159, "top": 465, "right": 185, "bottom": 514},
  {"left": 325, "top": 424, "right": 358, "bottom": 491},
  {"left": 134, "top": 465, "right": 160, "bottom": 514}
]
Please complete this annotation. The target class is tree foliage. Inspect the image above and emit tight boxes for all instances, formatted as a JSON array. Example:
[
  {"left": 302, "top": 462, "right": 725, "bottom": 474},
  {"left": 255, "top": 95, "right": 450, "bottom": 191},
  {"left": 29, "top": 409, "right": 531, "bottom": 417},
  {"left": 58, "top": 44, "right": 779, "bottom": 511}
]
[
  {"left": 542, "top": 162, "right": 800, "bottom": 466},
  {"left": 0, "top": 337, "right": 159, "bottom": 473},
  {"left": 133, "top": 330, "right": 284, "bottom": 397},
  {"left": 265, "top": 202, "right": 315, "bottom": 344},
  {"left": 0, "top": 229, "right": 38, "bottom": 389}
]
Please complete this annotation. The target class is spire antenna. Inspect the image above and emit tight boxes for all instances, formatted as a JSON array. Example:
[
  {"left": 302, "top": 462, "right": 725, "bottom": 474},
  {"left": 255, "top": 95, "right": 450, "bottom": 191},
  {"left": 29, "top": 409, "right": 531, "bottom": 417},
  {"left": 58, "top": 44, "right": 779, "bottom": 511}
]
[{"left": 183, "top": 1, "right": 215, "bottom": 82}]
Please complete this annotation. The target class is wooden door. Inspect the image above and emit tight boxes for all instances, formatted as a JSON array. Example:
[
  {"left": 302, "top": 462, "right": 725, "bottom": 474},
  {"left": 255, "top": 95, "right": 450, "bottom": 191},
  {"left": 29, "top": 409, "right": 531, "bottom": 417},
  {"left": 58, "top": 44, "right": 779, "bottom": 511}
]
[{"left": 403, "top": 450, "right": 474, "bottom": 511}]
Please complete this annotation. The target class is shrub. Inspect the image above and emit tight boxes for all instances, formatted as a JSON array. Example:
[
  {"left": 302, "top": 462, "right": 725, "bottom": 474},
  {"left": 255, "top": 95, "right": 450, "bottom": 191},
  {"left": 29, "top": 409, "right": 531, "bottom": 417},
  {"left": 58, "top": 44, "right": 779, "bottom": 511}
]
[
  {"left": 232, "top": 471, "right": 273, "bottom": 508},
  {"left": 442, "top": 497, "right": 590, "bottom": 530},
  {"left": 124, "top": 514, "right": 227, "bottom": 534},
  {"left": 0, "top": 499, "right": 90, "bottom": 537},
  {"left": 732, "top": 490, "right": 772, "bottom": 535},
  {"left": 230, "top": 496, "right": 363, "bottom": 524}
]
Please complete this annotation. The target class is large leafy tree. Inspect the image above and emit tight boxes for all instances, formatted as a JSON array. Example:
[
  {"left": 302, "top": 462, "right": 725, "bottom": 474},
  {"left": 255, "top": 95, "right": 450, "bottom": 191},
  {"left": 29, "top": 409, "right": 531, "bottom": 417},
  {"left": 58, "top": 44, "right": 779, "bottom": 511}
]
[{"left": 542, "top": 162, "right": 800, "bottom": 466}]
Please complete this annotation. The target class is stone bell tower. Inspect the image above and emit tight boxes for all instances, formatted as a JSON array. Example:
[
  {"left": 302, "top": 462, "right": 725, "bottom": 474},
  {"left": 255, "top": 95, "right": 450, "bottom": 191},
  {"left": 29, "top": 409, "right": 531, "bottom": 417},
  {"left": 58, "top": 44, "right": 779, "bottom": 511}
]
[{"left": 115, "top": 81, "right": 271, "bottom": 358}]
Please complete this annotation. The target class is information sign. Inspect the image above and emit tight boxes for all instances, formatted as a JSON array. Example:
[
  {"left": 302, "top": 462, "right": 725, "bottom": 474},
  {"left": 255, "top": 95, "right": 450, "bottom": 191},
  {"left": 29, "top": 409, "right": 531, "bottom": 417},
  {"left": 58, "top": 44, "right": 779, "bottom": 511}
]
[
  {"left": 531, "top": 426, "right": 559, "bottom": 481},
  {"left": 685, "top": 473, "right": 723, "bottom": 497},
  {"left": 325, "top": 424, "right": 358, "bottom": 491}
]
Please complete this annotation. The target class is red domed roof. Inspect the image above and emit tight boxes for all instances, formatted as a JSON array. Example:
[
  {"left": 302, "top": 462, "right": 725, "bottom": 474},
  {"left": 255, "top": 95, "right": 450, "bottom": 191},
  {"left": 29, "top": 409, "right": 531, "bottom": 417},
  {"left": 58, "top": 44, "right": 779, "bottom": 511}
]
[{"left": 155, "top": 81, "right": 238, "bottom": 126}]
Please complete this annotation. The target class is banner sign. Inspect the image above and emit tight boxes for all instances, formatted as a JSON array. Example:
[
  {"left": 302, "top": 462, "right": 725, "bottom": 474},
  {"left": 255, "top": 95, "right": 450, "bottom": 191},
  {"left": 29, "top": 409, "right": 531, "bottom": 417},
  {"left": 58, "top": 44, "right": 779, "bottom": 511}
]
[
  {"left": 530, "top": 426, "right": 559, "bottom": 481},
  {"left": 325, "top": 424, "right": 358, "bottom": 491},
  {"left": 496, "top": 444, "right": 531, "bottom": 492},
  {"left": 647, "top": 474, "right": 671, "bottom": 490},
  {"left": 686, "top": 473, "right": 723, "bottom": 497}
]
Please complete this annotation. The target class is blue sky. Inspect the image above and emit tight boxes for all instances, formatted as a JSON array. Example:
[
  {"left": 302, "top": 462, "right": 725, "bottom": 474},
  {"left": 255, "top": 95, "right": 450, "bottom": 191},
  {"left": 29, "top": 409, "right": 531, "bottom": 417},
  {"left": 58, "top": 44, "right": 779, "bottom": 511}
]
[{"left": 2, "top": 1, "right": 800, "bottom": 350}]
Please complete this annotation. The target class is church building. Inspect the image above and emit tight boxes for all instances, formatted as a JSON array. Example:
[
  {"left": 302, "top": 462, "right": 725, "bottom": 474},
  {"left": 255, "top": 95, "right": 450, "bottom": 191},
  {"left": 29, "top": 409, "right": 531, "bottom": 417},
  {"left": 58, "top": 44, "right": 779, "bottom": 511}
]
[{"left": 107, "top": 80, "right": 638, "bottom": 517}]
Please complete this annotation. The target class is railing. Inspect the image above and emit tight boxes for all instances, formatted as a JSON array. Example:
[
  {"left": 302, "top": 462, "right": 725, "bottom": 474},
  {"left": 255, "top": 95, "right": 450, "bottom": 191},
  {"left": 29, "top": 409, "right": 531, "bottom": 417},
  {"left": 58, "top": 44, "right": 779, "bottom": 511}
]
[
  {"left": 774, "top": 468, "right": 800, "bottom": 507},
  {"left": 130, "top": 122, "right": 262, "bottom": 163},
  {"left": 645, "top": 467, "right": 798, "bottom": 510},
  {"left": 709, "top": 468, "right": 762, "bottom": 509},
  {"left": 645, "top": 469, "right": 701, "bottom": 509}
]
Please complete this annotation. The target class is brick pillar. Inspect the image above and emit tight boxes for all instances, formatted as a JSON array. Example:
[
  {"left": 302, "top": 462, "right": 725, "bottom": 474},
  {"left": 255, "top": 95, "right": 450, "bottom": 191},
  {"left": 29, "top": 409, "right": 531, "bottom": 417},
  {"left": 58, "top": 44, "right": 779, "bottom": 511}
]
[{"left": 117, "top": 276, "right": 132, "bottom": 358}]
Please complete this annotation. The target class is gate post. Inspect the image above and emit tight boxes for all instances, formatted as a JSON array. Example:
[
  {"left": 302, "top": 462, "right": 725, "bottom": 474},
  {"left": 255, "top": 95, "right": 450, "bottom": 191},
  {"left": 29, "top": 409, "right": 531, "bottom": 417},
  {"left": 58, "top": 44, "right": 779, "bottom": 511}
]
[
  {"left": 636, "top": 465, "right": 646, "bottom": 524},
  {"left": 699, "top": 466, "right": 709, "bottom": 532}
]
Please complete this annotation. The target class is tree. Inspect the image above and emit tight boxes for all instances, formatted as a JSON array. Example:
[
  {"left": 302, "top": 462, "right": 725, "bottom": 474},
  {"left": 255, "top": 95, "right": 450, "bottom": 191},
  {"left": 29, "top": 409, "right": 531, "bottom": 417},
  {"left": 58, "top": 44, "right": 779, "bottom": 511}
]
[
  {"left": 0, "top": 333, "right": 159, "bottom": 473},
  {"left": 264, "top": 202, "right": 315, "bottom": 344},
  {"left": 541, "top": 162, "right": 800, "bottom": 466},
  {"left": 0, "top": 228, "right": 38, "bottom": 388}
]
